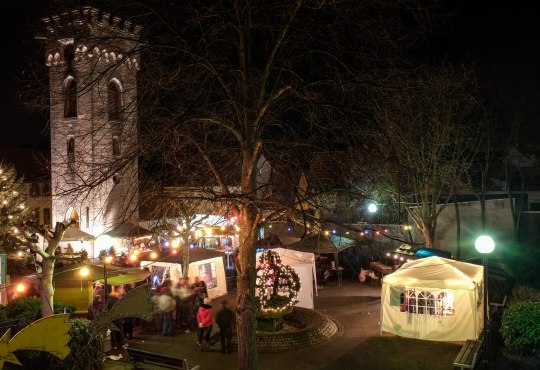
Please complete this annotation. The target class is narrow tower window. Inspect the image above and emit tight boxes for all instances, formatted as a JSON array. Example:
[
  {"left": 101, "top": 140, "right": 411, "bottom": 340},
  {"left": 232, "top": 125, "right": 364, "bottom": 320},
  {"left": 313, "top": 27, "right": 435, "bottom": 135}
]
[
  {"left": 108, "top": 80, "right": 122, "bottom": 121},
  {"left": 64, "top": 78, "right": 78, "bottom": 118},
  {"left": 112, "top": 136, "right": 120, "bottom": 156},
  {"left": 67, "top": 136, "right": 75, "bottom": 159}
]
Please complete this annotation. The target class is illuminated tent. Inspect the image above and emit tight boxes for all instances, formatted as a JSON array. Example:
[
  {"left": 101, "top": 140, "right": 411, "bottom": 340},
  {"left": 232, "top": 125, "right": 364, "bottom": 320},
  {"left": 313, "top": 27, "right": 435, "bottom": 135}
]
[
  {"left": 140, "top": 248, "right": 228, "bottom": 299},
  {"left": 53, "top": 263, "right": 150, "bottom": 313},
  {"left": 256, "top": 247, "right": 317, "bottom": 309},
  {"left": 380, "top": 256, "right": 484, "bottom": 341}
]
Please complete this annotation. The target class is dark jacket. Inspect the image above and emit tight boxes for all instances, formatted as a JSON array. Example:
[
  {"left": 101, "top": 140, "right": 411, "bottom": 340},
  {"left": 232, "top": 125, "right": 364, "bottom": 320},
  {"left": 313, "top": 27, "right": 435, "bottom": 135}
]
[{"left": 216, "top": 306, "right": 235, "bottom": 329}]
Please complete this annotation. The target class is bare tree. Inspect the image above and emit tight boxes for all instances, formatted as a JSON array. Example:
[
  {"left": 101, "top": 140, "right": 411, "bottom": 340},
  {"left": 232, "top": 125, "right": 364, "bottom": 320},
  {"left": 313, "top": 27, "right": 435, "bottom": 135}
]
[
  {"left": 0, "top": 162, "right": 76, "bottom": 317},
  {"left": 24, "top": 1, "right": 447, "bottom": 368},
  {"left": 374, "top": 64, "right": 484, "bottom": 248}
]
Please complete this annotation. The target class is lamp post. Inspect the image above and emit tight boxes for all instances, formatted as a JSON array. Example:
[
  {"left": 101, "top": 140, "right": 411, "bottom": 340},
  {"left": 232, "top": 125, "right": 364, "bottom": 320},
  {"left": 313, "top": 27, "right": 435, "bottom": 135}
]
[
  {"left": 103, "top": 255, "right": 113, "bottom": 311},
  {"left": 475, "top": 235, "right": 495, "bottom": 370}
]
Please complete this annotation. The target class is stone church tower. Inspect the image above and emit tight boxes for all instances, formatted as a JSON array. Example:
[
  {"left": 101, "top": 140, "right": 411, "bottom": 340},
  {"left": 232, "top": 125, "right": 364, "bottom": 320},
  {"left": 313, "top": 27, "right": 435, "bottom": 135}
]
[{"left": 43, "top": 7, "right": 140, "bottom": 242}]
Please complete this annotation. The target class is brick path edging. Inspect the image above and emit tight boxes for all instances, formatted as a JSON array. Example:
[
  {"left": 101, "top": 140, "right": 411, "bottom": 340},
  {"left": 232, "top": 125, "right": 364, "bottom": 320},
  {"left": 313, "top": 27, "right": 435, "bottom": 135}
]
[{"left": 256, "top": 307, "right": 340, "bottom": 352}]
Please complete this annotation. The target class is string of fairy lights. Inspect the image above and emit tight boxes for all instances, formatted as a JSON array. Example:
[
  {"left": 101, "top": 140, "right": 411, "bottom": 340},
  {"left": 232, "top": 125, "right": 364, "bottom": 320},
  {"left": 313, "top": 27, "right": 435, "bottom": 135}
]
[{"left": 255, "top": 250, "right": 301, "bottom": 314}]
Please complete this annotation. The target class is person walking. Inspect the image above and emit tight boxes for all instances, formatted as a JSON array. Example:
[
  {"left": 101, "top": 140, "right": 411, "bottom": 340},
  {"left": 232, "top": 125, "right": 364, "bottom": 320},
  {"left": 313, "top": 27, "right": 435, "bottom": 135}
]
[
  {"left": 196, "top": 297, "right": 214, "bottom": 351},
  {"left": 215, "top": 299, "right": 235, "bottom": 353}
]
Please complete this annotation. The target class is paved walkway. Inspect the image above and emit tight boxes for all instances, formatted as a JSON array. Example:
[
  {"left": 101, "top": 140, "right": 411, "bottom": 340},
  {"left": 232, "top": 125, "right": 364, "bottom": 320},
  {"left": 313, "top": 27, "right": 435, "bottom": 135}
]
[{"left": 103, "top": 278, "right": 465, "bottom": 370}]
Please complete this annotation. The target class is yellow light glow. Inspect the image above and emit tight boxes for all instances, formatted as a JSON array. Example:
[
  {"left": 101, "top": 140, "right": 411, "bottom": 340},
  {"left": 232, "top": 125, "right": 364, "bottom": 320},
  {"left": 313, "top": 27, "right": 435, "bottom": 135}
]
[
  {"left": 17, "top": 251, "right": 23, "bottom": 257},
  {"left": 172, "top": 249, "right": 177, "bottom": 254},
  {"left": 204, "top": 227, "right": 213, "bottom": 236},
  {"left": 220, "top": 226, "right": 226, "bottom": 231},
  {"left": 234, "top": 225, "right": 240, "bottom": 232},
  {"left": 133, "top": 249, "right": 139, "bottom": 255},
  {"left": 194, "top": 229, "right": 203, "bottom": 238},
  {"left": 129, "top": 254, "right": 137, "bottom": 261},
  {"left": 80, "top": 267, "right": 89, "bottom": 277},
  {"left": 150, "top": 252, "right": 157, "bottom": 259},
  {"left": 324, "top": 230, "right": 330, "bottom": 236},
  {"left": 171, "top": 239, "right": 180, "bottom": 248},
  {"left": 16, "top": 283, "right": 25, "bottom": 293},
  {"left": 104, "top": 256, "right": 113, "bottom": 264}
]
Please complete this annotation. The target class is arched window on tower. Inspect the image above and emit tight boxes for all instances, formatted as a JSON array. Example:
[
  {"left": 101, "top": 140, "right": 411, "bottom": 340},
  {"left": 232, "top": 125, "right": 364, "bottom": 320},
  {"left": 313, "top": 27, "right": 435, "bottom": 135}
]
[
  {"left": 108, "top": 80, "right": 122, "bottom": 121},
  {"left": 112, "top": 136, "right": 120, "bottom": 157},
  {"left": 67, "top": 136, "right": 75, "bottom": 161},
  {"left": 64, "top": 77, "right": 77, "bottom": 118}
]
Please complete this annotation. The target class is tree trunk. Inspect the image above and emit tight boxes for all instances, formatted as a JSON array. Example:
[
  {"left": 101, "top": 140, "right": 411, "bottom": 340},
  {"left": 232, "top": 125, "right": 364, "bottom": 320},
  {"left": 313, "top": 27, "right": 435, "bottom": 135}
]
[
  {"left": 41, "top": 257, "right": 55, "bottom": 317},
  {"left": 235, "top": 203, "right": 259, "bottom": 370}
]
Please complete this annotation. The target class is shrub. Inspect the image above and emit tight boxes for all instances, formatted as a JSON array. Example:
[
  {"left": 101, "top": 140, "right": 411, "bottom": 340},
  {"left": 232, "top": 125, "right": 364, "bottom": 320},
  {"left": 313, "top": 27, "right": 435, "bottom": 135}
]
[
  {"left": 508, "top": 285, "right": 540, "bottom": 306},
  {"left": 500, "top": 301, "right": 540, "bottom": 358},
  {"left": 13, "top": 318, "right": 104, "bottom": 370}
]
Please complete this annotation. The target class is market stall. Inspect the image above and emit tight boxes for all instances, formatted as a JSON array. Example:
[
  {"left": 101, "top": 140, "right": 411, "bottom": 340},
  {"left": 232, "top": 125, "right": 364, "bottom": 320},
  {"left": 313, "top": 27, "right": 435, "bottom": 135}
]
[
  {"left": 380, "top": 256, "right": 483, "bottom": 341},
  {"left": 256, "top": 247, "right": 317, "bottom": 309},
  {"left": 140, "top": 248, "right": 228, "bottom": 299},
  {"left": 53, "top": 262, "right": 149, "bottom": 313}
]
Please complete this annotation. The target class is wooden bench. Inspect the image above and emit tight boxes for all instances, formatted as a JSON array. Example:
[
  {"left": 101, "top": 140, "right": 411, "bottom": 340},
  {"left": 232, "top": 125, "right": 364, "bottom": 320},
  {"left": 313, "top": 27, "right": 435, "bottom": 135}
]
[
  {"left": 127, "top": 347, "right": 200, "bottom": 370},
  {"left": 453, "top": 337, "right": 483, "bottom": 370}
]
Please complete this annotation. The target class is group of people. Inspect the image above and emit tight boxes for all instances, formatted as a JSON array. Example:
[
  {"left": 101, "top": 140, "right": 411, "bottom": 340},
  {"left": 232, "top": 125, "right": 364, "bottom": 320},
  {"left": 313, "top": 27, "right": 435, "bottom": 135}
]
[
  {"left": 150, "top": 277, "right": 236, "bottom": 353},
  {"left": 87, "top": 276, "right": 236, "bottom": 354},
  {"left": 196, "top": 297, "right": 235, "bottom": 353}
]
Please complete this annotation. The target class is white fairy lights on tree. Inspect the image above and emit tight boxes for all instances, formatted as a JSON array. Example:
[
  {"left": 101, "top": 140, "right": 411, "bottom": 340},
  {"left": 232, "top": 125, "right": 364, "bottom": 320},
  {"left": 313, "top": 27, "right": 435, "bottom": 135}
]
[
  {"left": 0, "top": 163, "right": 31, "bottom": 248},
  {"left": 255, "top": 249, "right": 301, "bottom": 314}
]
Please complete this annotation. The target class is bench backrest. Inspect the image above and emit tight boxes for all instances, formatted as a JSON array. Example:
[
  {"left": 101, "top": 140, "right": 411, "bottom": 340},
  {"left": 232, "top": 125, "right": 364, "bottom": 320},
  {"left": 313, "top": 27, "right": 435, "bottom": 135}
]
[{"left": 127, "top": 347, "right": 189, "bottom": 370}]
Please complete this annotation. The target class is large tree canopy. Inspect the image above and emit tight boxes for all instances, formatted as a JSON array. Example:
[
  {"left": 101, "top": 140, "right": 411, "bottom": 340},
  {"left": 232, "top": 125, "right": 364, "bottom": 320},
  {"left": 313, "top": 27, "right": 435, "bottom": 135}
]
[{"left": 25, "top": 1, "right": 458, "bottom": 368}]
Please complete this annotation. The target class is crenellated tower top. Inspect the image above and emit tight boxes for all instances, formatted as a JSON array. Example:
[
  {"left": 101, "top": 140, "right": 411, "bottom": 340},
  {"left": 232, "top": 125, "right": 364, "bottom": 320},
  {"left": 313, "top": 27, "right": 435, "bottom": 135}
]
[{"left": 42, "top": 6, "right": 142, "bottom": 69}]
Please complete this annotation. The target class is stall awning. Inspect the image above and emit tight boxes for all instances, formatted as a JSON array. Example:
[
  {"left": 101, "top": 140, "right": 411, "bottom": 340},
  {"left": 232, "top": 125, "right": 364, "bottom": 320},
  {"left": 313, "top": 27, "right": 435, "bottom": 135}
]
[{"left": 97, "top": 269, "right": 150, "bottom": 286}]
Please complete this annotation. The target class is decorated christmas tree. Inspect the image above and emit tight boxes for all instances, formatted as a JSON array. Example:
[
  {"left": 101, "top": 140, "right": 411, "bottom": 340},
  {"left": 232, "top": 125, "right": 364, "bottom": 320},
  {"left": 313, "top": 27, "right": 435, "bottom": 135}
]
[
  {"left": 0, "top": 163, "right": 32, "bottom": 249},
  {"left": 255, "top": 249, "right": 301, "bottom": 315}
]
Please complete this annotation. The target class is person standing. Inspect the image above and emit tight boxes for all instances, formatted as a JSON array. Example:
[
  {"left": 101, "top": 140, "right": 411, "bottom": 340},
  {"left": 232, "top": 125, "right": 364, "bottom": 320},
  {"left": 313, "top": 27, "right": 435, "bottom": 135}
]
[
  {"left": 158, "top": 288, "right": 176, "bottom": 336},
  {"left": 107, "top": 291, "right": 124, "bottom": 349},
  {"left": 196, "top": 297, "right": 214, "bottom": 351},
  {"left": 215, "top": 299, "right": 235, "bottom": 353}
]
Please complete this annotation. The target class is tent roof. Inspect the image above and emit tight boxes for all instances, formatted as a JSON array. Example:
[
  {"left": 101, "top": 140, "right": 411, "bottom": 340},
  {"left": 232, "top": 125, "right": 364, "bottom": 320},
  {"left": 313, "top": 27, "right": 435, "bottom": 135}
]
[
  {"left": 96, "top": 269, "right": 150, "bottom": 285},
  {"left": 141, "top": 247, "right": 226, "bottom": 265},
  {"left": 286, "top": 234, "right": 355, "bottom": 254},
  {"left": 257, "top": 247, "right": 315, "bottom": 264},
  {"left": 62, "top": 227, "right": 95, "bottom": 241},
  {"left": 104, "top": 223, "right": 153, "bottom": 238},
  {"left": 382, "top": 256, "right": 483, "bottom": 290},
  {"left": 54, "top": 262, "right": 149, "bottom": 285}
]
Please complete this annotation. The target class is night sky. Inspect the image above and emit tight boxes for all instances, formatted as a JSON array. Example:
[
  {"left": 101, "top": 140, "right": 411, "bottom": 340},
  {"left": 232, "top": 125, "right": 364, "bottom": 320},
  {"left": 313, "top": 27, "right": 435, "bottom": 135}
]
[{"left": 2, "top": 1, "right": 539, "bottom": 148}]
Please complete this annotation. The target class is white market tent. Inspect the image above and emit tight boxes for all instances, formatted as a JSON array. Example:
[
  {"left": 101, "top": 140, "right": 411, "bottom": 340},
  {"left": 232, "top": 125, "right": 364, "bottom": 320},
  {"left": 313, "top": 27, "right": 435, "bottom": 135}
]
[
  {"left": 380, "top": 256, "right": 484, "bottom": 341},
  {"left": 140, "top": 248, "right": 228, "bottom": 300},
  {"left": 256, "top": 247, "right": 317, "bottom": 309}
]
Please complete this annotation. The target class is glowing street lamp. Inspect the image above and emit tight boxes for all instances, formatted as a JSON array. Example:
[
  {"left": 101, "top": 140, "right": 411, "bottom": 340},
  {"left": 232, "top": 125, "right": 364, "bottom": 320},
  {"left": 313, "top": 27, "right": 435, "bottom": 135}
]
[{"left": 475, "top": 235, "right": 495, "bottom": 370}]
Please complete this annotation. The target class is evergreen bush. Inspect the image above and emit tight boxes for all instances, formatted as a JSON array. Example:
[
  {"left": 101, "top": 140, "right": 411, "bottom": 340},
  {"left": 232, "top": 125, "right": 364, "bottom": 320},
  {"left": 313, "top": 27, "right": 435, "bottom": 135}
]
[
  {"left": 13, "top": 318, "right": 104, "bottom": 370},
  {"left": 500, "top": 301, "right": 540, "bottom": 358}
]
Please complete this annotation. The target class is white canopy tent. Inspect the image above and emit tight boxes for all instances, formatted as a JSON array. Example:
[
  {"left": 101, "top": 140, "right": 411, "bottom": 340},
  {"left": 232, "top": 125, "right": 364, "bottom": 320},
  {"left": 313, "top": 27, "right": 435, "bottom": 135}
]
[
  {"left": 256, "top": 247, "right": 317, "bottom": 309},
  {"left": 380, "top": 256, "right": 484, "bottom": 341},
  {"left": 140, "top": 248, "right": 228, "bottom": 299}
]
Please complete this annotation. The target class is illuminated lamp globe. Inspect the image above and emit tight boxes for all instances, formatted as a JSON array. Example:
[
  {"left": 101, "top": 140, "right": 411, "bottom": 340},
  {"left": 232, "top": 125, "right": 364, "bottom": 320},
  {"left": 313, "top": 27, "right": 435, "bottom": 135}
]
[
  {"left": 80, "top": 267, "right": 90, "bottom": 277},
  {"left": 475, "top": 235, "right": 495, "bottom": 254},
  {"left": 368, "top": 203, "right": 378, "bottom": 213}
]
